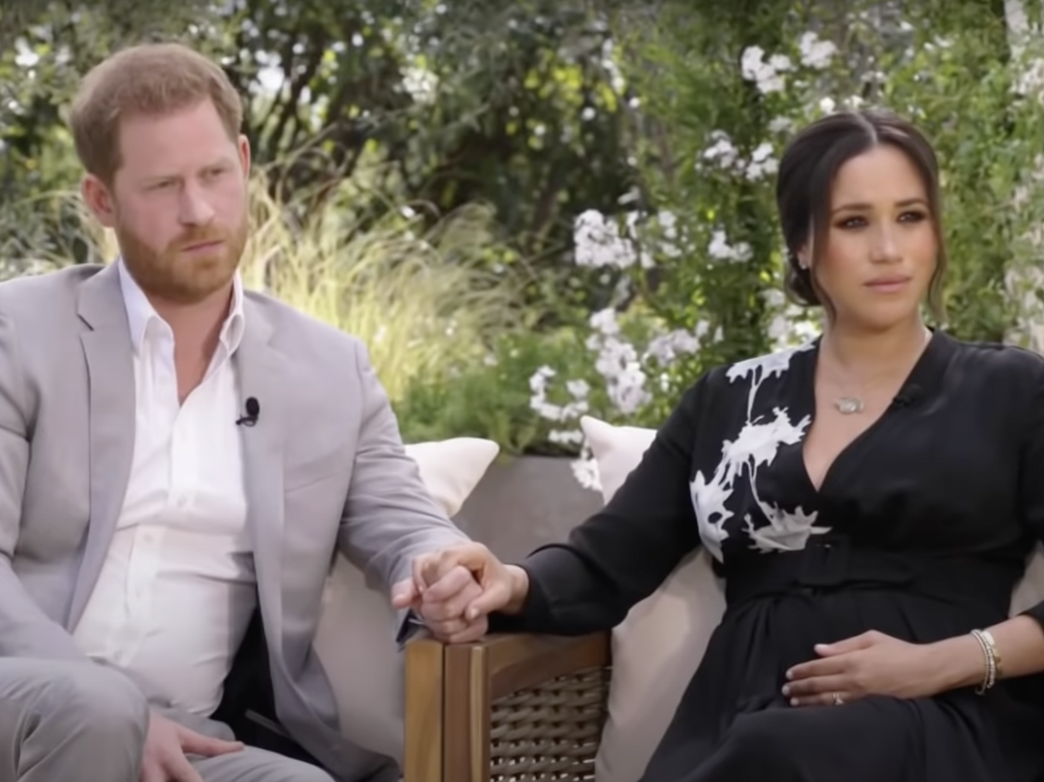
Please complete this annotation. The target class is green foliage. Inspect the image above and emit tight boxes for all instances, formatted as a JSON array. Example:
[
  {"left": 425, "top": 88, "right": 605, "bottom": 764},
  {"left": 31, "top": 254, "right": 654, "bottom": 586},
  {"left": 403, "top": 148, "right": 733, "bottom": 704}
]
[
  {"left": 397, "top": 327, "right": 593, "bottom": 455},
  {"left": 401, "top": 0, "right": 1044, "bottom": 455},
  {"left": 6, "top": 1, "right": 1044, "bottom": 459},
  {"left": 239, "top": 172, "right": 522, "bottom": 403},
  {"left": 0, "top": 0, "right": 635, "bottom": 285}
]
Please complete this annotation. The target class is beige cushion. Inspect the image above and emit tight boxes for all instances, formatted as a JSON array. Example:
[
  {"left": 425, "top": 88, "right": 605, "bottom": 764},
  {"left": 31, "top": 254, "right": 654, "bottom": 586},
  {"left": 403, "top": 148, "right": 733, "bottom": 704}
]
[
  {"left": 312, "top": 437, "right": 499, "bottom": 764},
  {"left": 579, "top": 416, "right": 725, "bottom": 782},
  {"left": 579, "top": 414, "right": 1044, "bottom": 782}
]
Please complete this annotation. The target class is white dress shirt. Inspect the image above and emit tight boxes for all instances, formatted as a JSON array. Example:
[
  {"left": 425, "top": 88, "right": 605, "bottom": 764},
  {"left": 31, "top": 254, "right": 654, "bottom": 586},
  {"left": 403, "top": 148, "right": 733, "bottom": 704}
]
[{"left": 72, "top": 260, "right": 257, "bottom": 716}]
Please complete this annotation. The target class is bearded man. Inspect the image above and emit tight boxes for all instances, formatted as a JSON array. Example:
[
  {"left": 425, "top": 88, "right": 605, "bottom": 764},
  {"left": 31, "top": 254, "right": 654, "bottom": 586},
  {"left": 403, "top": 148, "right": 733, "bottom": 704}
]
[{"left": 0, "top": 42, "right": 486, "bottom": 782}]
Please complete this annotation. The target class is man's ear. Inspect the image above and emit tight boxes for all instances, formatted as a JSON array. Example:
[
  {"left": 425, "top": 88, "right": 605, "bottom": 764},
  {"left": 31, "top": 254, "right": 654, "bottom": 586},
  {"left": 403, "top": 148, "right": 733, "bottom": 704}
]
[
  {"left": 81, "top": 174, "right": 117, "bottom": 229},
  {"left": 237, "top": 133, "right": 251, "bottom": 182}
]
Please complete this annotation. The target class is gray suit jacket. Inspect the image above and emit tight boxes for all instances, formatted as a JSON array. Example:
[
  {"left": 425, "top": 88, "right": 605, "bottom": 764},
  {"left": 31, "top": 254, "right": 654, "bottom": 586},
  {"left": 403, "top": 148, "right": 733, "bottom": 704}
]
[{"left": 0, "top": 263, "right": 468, "bottom": 779}]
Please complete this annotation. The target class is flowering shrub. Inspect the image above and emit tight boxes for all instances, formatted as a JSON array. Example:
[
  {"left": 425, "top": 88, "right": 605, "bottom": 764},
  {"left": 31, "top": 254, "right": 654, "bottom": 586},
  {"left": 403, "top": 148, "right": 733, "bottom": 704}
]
[
  {"left": 508, "top": 2, "right": 1044, "bottom": 488},
  {"left": 396, "top": 2, "right": 1044, "bottom": 492}
]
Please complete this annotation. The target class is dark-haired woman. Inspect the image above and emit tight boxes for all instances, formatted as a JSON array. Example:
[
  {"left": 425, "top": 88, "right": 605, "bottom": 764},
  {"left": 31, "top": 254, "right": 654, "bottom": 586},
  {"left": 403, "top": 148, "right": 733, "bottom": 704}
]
[{"left": 415, "top": 108, "right": 1044, "bottom": 781}]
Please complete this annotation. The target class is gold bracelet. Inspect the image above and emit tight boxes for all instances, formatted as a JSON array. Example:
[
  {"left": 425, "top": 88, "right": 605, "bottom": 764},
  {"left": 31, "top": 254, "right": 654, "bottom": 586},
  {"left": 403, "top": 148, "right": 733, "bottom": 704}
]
[
  {"left": 980, "top": 629, "right": 1003, "bottom": 679},
  {"left": 970, "top": 629, "right": 999, "bottom": 694}
]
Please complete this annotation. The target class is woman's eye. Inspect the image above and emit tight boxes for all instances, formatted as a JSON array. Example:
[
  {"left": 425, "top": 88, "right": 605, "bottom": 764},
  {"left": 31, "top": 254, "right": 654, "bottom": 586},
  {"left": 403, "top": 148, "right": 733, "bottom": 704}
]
[{"left": 837, "top": 217, "right": 866, "bottom": 229}]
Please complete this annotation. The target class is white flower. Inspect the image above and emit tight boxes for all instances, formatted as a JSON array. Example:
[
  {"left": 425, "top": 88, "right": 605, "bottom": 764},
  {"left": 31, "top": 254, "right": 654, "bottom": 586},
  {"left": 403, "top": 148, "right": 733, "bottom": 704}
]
[
  {"left": 740, "top": 46, "right": 789, "bottom": 94},
  {"left": 566, "top": 379, "right": 590, "bottom": 399},
  {"left": 401, "top": 65, "right": 438, "bottom": 104},
  {"left": 1015, "top": 60, "right": 1044, "bottom": 96},
  {"left": 529, "top": 366, "right": 590, "bottom": 423},
  {"left": 14, "top": 39, "right": 40, "bottom": 68},
  {"left": 573, "top": 210, "right": 639, "bottom": 269},
  {"left": 761, "top": 73, "right": 786, "bottom": 93},
  {"left": 761, "top": 287, "right": 822, "bottom": 350},
  {"left": 768, "top": 116, "right": 795, "bottom": 134},
  {"left": 740, "top": 46, "right": 766, "bottom": 81},
  {"left": 798, "top": 31, "right": 837, "bottom": 70},
  {"left": 644, "top": 328, "right": 702, "bottom": 365},
  {"left": 701, "top": 130, "right": 741, "bottom": 170},
  {"left": 589, "top": 308, "right": 620, "bottom": 335},
  {"left": 584, "top": 329, "right": 653, "bottom": 415},
  {"left": 767, "top": 313, "right": 790, "bottom": 345},
  {"left": 762, "top": 288, "right": 785, "bottom": 308},
  {"left": 571, "top": 451, "right": 603, "bottom": 492},
  {"left": 745, "top": 142, "right": 778, "bottom": 181},
  {"left": 549, "top": 429, "right": 585, "bottom": 446},
  {"left": 708, "top": 229, "right": 753, "bottom": 263},
  {"left": 529, "top": 365, "right": 555, "bottom": 392},
  {"left": 658, "top": 211, "right": 678, "bottom": 237}
]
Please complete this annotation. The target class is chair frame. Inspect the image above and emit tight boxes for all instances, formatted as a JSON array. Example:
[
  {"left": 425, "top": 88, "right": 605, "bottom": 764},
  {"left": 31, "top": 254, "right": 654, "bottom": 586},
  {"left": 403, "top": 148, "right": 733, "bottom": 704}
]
[{"left": 405, "top": 632, "right": 611, "bottom": 782}]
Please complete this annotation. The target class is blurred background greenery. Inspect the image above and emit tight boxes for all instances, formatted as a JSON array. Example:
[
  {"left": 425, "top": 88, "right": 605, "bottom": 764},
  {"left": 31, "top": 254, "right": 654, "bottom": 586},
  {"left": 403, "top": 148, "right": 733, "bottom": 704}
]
[{"left": 3, "top": 0, "right": 1044, "bottom": 460}]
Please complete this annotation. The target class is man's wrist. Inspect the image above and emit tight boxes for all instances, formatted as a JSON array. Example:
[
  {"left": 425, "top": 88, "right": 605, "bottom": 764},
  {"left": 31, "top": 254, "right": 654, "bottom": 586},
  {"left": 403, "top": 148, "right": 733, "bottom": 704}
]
[{"left": 500, "top": 565, "right": 530, "bottom": 615}]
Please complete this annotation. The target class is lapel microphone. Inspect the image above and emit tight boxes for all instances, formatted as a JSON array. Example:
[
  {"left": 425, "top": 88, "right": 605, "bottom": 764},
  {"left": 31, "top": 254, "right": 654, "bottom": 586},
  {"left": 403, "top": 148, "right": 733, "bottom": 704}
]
[
  {"left": 892, "top": 384, "right": 923, "bottom": 408},
  {"left": 236, "top": 397, "right": 261, "bottom": 427}
]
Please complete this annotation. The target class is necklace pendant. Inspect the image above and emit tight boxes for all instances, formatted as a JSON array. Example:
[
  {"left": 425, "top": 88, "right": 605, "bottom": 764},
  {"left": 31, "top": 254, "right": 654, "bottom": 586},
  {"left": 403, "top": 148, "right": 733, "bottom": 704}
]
[{"left": 834, "top": 396, "right": 864, "bottom": 415}]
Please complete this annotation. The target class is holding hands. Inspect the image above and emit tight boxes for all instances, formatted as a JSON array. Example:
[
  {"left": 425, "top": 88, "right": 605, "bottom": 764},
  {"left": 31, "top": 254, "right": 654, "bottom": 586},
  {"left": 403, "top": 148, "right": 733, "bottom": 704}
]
[{"left": 392, "top": 543, "right": 527, "bottom": 643}]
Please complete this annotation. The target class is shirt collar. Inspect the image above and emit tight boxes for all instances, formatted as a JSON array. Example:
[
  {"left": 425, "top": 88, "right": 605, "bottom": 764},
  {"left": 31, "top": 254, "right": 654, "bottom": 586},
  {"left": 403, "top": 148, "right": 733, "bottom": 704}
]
[{"left": 117, "top": 258, "right": 245, "bottom": 357}]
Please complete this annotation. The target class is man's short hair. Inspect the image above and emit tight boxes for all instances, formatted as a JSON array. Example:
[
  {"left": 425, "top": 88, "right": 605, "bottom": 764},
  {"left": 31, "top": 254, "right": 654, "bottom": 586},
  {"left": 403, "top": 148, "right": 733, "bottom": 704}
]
[{"left": 69, "top": 42, "right": 244, "bottom": 184}]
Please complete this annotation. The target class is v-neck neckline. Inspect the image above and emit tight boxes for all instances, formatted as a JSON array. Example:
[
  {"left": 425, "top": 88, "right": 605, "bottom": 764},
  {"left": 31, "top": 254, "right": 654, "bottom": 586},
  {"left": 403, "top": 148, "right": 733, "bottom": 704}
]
[{"left": 794, "top": 328, "right": 954, "bottom": 499}]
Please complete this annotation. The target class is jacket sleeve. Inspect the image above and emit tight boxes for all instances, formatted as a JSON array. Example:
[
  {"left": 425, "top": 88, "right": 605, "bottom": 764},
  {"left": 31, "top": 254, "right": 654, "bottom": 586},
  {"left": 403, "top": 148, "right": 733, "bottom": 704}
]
[
  {"left": 337, "top": 339, "right": 471, "bottom": 641},
  {"left": 0, "top": 308, "right": 97, "bottom": 660}
]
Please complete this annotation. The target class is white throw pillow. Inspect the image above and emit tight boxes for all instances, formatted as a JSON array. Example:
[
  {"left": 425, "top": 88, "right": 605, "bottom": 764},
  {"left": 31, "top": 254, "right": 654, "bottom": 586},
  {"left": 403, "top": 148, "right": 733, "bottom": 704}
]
[
  {"left": 312, "top": 437, "right": 499, "bottom": 764},
  {"left": 579, "top": 416, "right": 726, "bottom": 782},
  {"left": 580, "top": 415, "right": 1044, "bottom": 782}
]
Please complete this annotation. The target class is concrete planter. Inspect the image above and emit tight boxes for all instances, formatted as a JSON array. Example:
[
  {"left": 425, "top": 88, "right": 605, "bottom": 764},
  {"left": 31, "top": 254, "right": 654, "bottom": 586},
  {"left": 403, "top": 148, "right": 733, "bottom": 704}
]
[{"left": 452, "top": 454, "right": 603, "bottom": 561}]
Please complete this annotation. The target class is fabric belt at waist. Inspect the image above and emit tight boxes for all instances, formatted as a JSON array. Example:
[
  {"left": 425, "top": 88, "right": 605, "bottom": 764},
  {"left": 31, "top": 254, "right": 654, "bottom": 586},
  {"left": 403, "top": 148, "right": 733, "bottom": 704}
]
[{"left": 722, "top": 537, "right": 1014, "bottom": 616}]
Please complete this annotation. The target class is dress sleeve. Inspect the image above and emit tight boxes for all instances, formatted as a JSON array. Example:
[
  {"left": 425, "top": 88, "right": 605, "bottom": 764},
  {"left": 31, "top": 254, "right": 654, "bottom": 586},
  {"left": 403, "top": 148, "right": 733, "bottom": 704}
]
[
  {"left": 1019, "top": 354, "right": 1044, "bottom": 629},
  {"left": 490, "top": 375, "right": 707, "bottom": 636}
]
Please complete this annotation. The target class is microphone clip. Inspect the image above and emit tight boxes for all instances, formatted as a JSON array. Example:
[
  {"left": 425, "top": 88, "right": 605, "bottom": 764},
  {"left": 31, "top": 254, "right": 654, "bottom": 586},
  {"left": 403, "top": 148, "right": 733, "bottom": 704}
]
[{"left": 236, "top": 397, "right": 261, "bottom": 427}]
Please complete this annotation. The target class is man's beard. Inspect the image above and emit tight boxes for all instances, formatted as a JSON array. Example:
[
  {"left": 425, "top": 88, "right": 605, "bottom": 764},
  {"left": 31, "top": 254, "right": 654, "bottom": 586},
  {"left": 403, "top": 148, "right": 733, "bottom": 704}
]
[{"left": 115, "top": 216, "right": 248, "bottom": 305}]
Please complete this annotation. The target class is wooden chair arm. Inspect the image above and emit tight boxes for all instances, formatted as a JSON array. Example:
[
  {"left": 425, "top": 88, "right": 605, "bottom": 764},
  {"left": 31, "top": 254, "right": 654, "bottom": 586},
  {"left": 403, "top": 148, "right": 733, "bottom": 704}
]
[
  {"left": 403, "top": 634, "right": 446, "bottom": 782},
  {"left": 444, "top": 632, "right": 612, "bottom": 782}
]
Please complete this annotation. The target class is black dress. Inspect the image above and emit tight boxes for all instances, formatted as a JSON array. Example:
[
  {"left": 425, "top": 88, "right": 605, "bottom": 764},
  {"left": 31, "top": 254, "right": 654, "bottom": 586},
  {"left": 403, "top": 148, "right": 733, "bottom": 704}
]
[{"left": 494, "top": 330, "right": 1044, "bottom": 782}]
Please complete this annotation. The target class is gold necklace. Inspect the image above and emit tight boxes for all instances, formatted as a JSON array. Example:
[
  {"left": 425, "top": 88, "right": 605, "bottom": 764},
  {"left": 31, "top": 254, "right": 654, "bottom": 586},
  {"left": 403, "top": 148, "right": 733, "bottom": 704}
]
[{"left": 825, "top": 328, "right": 931, "bottom": 416}]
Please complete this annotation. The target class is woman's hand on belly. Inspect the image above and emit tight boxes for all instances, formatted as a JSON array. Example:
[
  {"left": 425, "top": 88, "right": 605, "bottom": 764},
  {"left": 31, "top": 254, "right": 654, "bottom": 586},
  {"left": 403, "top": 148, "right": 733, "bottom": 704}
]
[{"left": 781, "top": 629, "right": 975, "bottom": 706}]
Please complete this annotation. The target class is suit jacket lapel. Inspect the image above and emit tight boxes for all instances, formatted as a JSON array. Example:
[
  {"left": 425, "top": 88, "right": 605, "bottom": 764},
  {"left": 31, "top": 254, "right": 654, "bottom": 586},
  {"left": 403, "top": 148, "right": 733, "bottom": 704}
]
[
  {"left": 69, "top": 264, "right": 136, "bottom": 624},
  {"left": 235, "top": 298, "right": 286, "bottom": 645}
]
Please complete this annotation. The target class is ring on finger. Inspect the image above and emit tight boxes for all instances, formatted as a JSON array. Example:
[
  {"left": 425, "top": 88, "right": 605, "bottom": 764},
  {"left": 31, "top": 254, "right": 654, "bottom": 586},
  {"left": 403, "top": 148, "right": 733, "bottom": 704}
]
[{"left": 832, "top": 692, "right": 844, "bottom": 706}]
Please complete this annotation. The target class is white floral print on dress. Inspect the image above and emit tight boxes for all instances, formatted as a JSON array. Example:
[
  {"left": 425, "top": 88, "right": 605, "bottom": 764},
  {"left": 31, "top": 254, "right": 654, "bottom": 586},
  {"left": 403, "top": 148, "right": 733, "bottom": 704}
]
[{"left": 691, "top": 342, "right": 830, "bottom": 560}]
